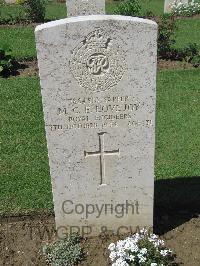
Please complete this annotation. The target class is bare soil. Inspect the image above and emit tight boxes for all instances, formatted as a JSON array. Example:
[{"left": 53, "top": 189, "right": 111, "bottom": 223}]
[
  {"left": 17, "top": 59, "right": 39, "bottom": 77},
  {"left": 0, "top": 23, "right": 38, "bottom": 28},
  {"left": 0, "top": 213, "right": 200, "bottom": 266},
  {"left": 158, "top": 60, "right": 193, "bottom": 70}
]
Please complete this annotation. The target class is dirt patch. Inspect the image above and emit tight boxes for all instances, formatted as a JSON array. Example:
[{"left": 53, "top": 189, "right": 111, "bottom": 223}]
[
  {"left": 0, "top": 213, "right": 200, "bottom": 266},
  {"left": 158, "top": 59, "right": 193, "bottom": 70},
  {"left": 0, "top": 214, "right": 53, "bottom": 266},
  {"left": 0, "top": 23, "right": 38, "bottom": 28},
  {"left": 17, "top": 59, "right": 39, "bottom": 77},
  {"left": 163, "top": 217, "right": 200, "bottom": 266}
]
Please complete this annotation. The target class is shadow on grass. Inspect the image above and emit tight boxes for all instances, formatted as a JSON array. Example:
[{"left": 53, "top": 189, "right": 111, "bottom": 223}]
[{"left": 154, "top": 176, "right": 200, "bottom": 235}]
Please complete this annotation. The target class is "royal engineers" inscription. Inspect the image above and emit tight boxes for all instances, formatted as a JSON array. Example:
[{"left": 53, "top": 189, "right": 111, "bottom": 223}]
[{"left": 46, "top": 94, "right": 153, "bottom": 131}]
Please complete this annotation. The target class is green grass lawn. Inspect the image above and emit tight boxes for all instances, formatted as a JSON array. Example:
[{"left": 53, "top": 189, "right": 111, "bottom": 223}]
[
  {"left": 0, "top": 26, "right": 36, "bottom": 60},
  {"left": 0, "top": 69, "right": 199, "bottom": 214},
  {"left": 0, "top": 76, "right": 53, "bottom": 214},
  {"left": 0, "top": 1, "right": 67, "bottom": 23},
  {"left": 0, "top": 2, "right": 26, "bottom": 23},
  {"left": 141, "top": 0, "right": 164, "bottom": 16},
  {"left": 174, "top": 18, "right": 200, "bottom": 48},
  {"left": 156, "top": 69, "right": 200, "bottom": 178},
  {"left": 45, "top": 1, "right": 67, "bottom": 21}
]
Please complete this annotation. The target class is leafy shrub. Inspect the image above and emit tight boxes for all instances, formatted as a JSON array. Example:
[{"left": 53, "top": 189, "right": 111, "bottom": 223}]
[
  {"left": 108, "top": 228, "right": 177, "bottom": 266},
  {"left": 180, "top": 43, "right": 200, "bottom": 67},
  {"left": 42, "top": 234, "right": 85, "bottom": 266},
  {"left": 23, "top": 0, "right": 46, "bottom": 22},
  {"left": 182, "top": 42, "right": 199, "bottom": 58},
  {"left": 166, "top": 43, "right": 200, "bottom": 64},
  {"left": 171, "top": 0, "right": 200, "bottom": 17},
  {"left": 157, "top": 15, "right": 200, "bottom": 63},
  {"left": 157, "top": 14, "right": 177, "bottom": 59},
  {"left": 0, "top": 45, "right": 18, "bottom": 77},
  {"left": 114, "top": 0, "right": 142, "bottom": 17},
  {"left": 178, "top": 43, "right": 199, "bottom": 61}
]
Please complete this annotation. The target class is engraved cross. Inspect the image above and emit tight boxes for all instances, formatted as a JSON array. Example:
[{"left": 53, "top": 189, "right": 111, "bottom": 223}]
[{"left": 84, "top": 132, "right": 120, "bottom": 185}]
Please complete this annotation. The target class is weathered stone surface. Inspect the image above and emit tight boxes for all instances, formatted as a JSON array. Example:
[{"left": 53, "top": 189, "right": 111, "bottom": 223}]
[
  {"left": 164, "top": 0, "right": 188, "bottom": 13},
  {"left": 35, "top": 15, "right": 157, "bottom": 237},
  {"left": 67, "top": 0, "right": 105, "bottom": 17}
]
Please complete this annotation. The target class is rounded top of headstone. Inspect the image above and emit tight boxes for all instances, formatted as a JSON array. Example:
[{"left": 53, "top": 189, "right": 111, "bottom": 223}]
[{"left": 35, "top": 15, "right": 157, "bottom": 33}]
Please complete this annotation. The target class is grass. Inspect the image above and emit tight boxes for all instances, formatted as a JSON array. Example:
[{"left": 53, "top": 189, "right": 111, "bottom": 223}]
[
  {"left": 0, "top": 76, "right": 53, "bottom": 214},
  {"left": 45, "top": 2, "right": 67, "bottom": 21},
  {"left": 0, "top": 69, "right": 199, "bottom": 214},
  {"left": 0, "top": 2, "right": 26, "bottom": 24},
  {"left": 0, "top": 1, "right": 67, "bottom": 23},
  {"left": 0, "top": 26, "right": 36, "bottom": 60},
  {"left": 141, "top": 0, "right": 164, "bottom": 16},
  {"left": 174, "top": 18, "right": 200, "bottom": 48},
  {"left": 156, "top": 69, "right": 200, "bottom": 178}
]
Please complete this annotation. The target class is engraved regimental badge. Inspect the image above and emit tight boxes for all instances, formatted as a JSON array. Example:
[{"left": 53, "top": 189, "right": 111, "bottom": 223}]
[{"left": 69, "top": 29, "right": 126, "bottom": 92}]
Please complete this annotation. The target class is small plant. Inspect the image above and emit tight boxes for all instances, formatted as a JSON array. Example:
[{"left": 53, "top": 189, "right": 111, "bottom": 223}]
[
  {"left": 180, "top": 43, "right": 199, "bottom": 62},
  {"left": 42, "top": 234, "right": 85, "bottom": 266},
  {"left": 0, "top": 45, "right": 18, "bottom": 77},
  {"left": 157, "top": 14, "right": 177, "bottom": 59},
  {"left": 108, "top": 228, "right": 177, "bottom": 266},
  {"left": 190, "top": 54, "right": 200, "bottom": 67},
  {"left": 171, "top": 0, "right": 200, "bottom": 17},
  {"left": 114, "top": 0, "right": 142, "bottom": 17},
  {"left": 23, "top": 0, "right": 46, "bottom": 22},
  {"left": 168, "top": 43, "right": 199, "bottom": 62}
]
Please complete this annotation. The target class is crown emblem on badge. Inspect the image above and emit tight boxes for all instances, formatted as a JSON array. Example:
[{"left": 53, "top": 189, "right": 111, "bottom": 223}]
[{"left": 69, "top": 29, "right": 126, "bottom": 92}]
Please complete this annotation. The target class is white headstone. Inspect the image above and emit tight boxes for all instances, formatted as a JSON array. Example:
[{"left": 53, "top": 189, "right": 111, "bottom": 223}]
[
  {"left": 67, "top": 0, "right": 105, "bottom": 17},
  {"left": 35, "top": 15, "right": 157, "bottom": 237},
  {"left": 164, "top": 0, "right": 189, "bottom": 13}
]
